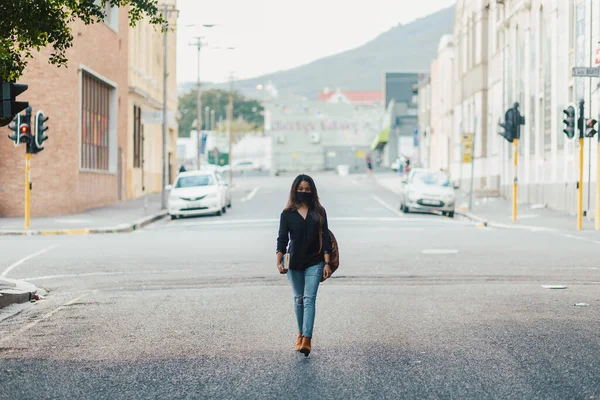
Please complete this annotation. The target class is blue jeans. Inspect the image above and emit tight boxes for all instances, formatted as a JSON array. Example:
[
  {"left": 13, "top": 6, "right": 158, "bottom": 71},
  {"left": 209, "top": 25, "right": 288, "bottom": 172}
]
[{"left": 287, "top": 262, "right": 324, "bottom": 338}]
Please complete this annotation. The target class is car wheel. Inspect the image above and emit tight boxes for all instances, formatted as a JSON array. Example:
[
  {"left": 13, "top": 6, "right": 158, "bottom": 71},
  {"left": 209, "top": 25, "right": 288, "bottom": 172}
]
[
  {"left": 403, "top": 205, "right": 410, "bottom": 214},
  {"left": 170, "top": 215, "right": 177, "bottom": 220},
  {"left": 216, "top": 209, "right": 222, "bottom": 216},
  {"left": 448, "top": 212, "right": 455, "bottom": 218},
  {"left": 227, "top": 201, "right": 232, "bottom": 208},
  {"left": 222, "top": 206, "right": 227, "bottom": 214}
]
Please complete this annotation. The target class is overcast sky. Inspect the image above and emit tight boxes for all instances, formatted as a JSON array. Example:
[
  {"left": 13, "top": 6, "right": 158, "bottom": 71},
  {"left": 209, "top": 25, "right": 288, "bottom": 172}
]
[{"left": 175, "top": 0, "right": 456, "bottom": 84}]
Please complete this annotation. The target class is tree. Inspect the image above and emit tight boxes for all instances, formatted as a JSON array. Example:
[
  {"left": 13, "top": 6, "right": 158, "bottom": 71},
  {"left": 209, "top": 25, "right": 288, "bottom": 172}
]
[
  {"left": 0, "top": 0, "right": 166, "bottom": 82},
  {"left": 178, "top": 88, "right": 264, "bottom": 138}
]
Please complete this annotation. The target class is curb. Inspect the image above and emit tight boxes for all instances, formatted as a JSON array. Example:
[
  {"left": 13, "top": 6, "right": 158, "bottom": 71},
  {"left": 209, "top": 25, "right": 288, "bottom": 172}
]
[
  {"left": 0, "top": 278, "right": 37, "bottom": 309},
  {"left": 456, "top": 210, "right": 489, "bottom": 227},
  {"left": 0, "top": 210, "right": 167, "bottom": 236}
]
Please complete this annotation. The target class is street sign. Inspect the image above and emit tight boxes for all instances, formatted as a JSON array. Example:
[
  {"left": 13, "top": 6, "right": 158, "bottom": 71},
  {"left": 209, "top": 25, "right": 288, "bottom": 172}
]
[
  {"left": 572, "top": 67, "right": 600, "bottom": 77},
  {"left": 461, "top": 133, "right": 473, "bottom": 164}
]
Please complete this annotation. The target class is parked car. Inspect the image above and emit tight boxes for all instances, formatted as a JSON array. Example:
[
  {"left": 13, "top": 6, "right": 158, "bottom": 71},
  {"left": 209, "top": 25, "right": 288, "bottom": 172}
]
[
  {"left": 399, "top": 168, "right": 458, "bottom": 218},
  {"left": 166, "top": 170, "right": 230, "bottom": 219}
]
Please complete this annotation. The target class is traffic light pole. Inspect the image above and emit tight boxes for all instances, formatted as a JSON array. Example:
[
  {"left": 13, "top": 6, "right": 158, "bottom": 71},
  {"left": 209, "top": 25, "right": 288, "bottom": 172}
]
[
  {"left": 512, "top": 138, "right": 518, "bottom": 222},
  {"left": 578, "top": 100, "right": 585, "bottom": 231},
  {"left": 25, "top": 152, "right": 31, "bottom": 229},
  {"left": 596, "top": 131, "right": 600, "bottom": 230}
]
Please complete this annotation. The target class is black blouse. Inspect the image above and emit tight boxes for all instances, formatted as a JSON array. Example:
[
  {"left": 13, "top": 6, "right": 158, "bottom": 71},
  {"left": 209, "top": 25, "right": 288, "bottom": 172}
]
[{"left": 277, "top": 208, "right": 332, "bottom": 270}]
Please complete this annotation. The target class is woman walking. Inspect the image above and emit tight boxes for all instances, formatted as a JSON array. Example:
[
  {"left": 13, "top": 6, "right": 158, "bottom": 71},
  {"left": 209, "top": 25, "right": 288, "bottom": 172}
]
[{"left": 276, "top": 174, "right": 332, "bottom": 356}]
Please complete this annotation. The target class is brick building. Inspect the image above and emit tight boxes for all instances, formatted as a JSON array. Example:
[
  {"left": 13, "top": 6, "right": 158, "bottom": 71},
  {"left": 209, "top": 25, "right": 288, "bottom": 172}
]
[{"left": 0, "top": 6, "right": 177, "bottom": 218}]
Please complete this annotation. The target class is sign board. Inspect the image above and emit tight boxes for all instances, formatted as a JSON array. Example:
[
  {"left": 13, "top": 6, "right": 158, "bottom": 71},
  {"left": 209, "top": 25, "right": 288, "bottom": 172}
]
[
  {"left": 572, "top": 67, "right": 600, "bottom": 77},
  {"left": 355, "top": 150, "right": 365, "bottom": 158},
  {"left": 461, "top": 133, "right": 473, "bottom": 164},
  {"left": 141, "top": 109, "right": 176, "bottom": 126}
]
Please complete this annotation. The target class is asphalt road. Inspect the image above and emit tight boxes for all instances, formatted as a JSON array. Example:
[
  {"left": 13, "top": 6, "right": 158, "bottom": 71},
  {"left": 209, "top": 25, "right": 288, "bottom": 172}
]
[{"left": 1, "top": 173, "right": 600, "bottom": 400}]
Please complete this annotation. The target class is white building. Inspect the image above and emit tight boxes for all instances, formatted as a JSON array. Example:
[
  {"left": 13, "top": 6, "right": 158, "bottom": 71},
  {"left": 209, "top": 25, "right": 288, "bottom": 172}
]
[{"left": 422, "top": 0, "right": 598, "bottom": 217}]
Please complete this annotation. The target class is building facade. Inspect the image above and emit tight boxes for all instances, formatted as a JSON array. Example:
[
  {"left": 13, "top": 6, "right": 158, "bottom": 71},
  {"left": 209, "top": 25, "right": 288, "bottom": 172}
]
[
  {"left": 0, "top": 8, "right": 130, "bottom": 217},
  {"left": 127, "top": 5, "right": 178, "bottom": 199},
  {"left": 266, "top": 99, "right": 383, "bottom": 174},
  {"left": 420, "top": 0, "right": 598, "bottom": 217}
]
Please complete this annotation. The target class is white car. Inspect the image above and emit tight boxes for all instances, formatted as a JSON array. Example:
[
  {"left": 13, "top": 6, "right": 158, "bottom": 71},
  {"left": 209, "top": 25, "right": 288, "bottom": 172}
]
[
  {"left": 167, "top": 170, "right": 230, "bottom": 219},
  {"left": 399, "top": 168, "right": 458, "bottom": 218}
]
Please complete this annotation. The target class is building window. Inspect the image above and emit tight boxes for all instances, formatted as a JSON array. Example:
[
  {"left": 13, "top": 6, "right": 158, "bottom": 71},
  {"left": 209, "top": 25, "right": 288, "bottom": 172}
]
[
  {"left": 81, "top": 71, "right": 111, "bottom": 171},
  {"left": 103, "top": 4, "right": 118, "bottom": 32},
  {"left": 133, "top": 105, "right": 142, "bottom": 168}
]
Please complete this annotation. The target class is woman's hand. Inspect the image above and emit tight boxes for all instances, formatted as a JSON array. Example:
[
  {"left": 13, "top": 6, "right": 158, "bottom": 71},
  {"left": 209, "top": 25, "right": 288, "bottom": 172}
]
[
  {"left": 322, "top": 264, "right": 332, "bottom": 280},
  {"left": 277, "top": 263, "right": 287, "bottom": 274}
]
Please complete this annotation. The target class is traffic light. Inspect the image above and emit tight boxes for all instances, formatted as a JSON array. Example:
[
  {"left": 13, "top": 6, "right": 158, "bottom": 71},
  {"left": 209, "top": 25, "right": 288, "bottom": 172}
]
[
  {"left": 585, "top": 118, "right": 597, "bottom": 138},
  {"left": 499, "top": 108, "right": 516, "bottom": 142},
  {"left": 0, "top": 82, "right": 29, "bottom": 127},
  {"left": 499, "top": 103, "right": 525, "bottom": 143},
  {"left": 563, "top": 105, "right": 576, "bottom": 139},
  {"left": 32, "top": 110, "right": 49, "bottom": 154},
  {"left": 7, "top": 114, "right": 21, "bottom": 146}
]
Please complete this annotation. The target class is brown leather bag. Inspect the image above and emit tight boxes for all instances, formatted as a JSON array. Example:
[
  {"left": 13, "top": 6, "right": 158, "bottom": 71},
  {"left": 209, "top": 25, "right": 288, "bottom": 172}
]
[{"left": 319, "top": 229, "right": 339, "bottom": 274}]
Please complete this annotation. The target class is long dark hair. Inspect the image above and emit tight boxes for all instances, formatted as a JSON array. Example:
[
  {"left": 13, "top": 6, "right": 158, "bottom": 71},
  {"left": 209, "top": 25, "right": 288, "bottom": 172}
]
[{"left": 285, "top": 174, "right": 325, "bottom": 226}]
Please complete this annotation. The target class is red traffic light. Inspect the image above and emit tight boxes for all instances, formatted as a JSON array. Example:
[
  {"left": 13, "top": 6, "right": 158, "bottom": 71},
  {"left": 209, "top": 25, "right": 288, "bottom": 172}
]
[
  {"left": 19, "top": 124, "right": 29, "bottom": 134},
  {"left": 586, "top": 119, "right": 597, "bottom": 128}
]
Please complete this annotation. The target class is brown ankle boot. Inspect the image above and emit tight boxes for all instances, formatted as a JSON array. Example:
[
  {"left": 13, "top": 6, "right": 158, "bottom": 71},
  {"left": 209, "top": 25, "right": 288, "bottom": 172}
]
[
  {"left": 295, "top": 333, "right": 303, "bottom": 351},
  {"left": 299, "top": 337, "right": 312, "bottom": 356}
]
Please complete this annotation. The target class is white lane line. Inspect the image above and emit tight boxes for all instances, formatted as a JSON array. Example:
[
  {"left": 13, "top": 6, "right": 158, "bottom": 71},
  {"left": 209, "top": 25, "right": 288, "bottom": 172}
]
[
  {"left": 0, "top": 291, "right": 95, "bottom": 347},
  {"left": 176, "top": 216, "right": 465, "bottom": 228},
  {"left": 21, "top": 269, "right": 193, "bottom": 282},
  {"left": 2, "top": 244, "right": 61, "bottom": 277},
  {"left": 241, "top": 187, "right": 260, "bottom": 203},
  {"left": 553, "top": 232, "right": 600, "bottom": 245},
  {"left": 371, "top": 195, "right": 404, "bottom": 217}
]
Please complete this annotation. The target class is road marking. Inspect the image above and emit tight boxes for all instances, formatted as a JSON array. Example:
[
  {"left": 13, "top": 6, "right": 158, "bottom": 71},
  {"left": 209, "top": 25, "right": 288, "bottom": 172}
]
[
  {"left": 553, "top": 233, "right": 600, "bottom": 245},
  {"left": 2, "top": 244, "right": 60, "bottom": 277},
  {"left": 21, "top": 269, "right": 193, "bottom": 282},
  {"left": 241, "top": 187, "right": 260, "bottom": 203},
  {"left": 176, "top": 216, "right": 455, "bottom": 227},
  {"left": 0, "top": 291, "right": 94, "bottom": 347},
  {"left": 371, "top": 195, "right": 403, "bottom": 217},
  {"left": 421, "top": 249, "right": 459, "bottom": 255}
]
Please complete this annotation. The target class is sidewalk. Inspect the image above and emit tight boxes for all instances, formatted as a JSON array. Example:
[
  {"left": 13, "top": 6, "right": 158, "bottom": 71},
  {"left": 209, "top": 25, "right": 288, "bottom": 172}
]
[
  {"left": 375, "top": 173, "right": 599, "bottom": 232},
  {"left": 0, "top": 193, "right": 167, "bottom": 236}
]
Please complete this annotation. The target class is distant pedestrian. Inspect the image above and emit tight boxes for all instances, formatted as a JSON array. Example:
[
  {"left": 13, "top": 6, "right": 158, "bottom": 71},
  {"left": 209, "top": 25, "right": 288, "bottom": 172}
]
[
  {"left": 276, "top": 174, "right": 333, "bottom": 357},
  {"left": 366, "top": 153, "right": 373, "bottom": 176}
]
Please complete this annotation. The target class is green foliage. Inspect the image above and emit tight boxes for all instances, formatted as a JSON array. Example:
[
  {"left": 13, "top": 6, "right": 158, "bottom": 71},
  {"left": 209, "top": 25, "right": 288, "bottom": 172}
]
[
  {"left": 0, "top": 0, "right": 166, "bottom": 82},
  {"left": 178, "top": 88, "right": 263, "bottom": 138}
]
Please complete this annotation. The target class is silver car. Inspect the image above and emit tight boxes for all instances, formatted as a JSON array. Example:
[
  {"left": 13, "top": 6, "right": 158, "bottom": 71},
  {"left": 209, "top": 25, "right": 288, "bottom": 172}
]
[{"left": 399, "top": 169, "right": 458, "bottom": 218}]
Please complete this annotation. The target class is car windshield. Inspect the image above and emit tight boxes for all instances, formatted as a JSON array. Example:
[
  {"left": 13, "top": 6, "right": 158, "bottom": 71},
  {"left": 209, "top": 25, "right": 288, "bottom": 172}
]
[
  {"left": 175, "top": 175, "right": 215, "bottom": 188},
  {"left": 411, "top": 172, "right": 450, "bottom": 187}
]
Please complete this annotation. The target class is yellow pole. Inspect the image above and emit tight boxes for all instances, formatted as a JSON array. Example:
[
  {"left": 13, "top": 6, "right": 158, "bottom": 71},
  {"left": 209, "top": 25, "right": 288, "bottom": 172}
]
[
  {"left": 512, "top": 139, "right": 518, "bottom": 222},
  {"left": 595, "top": 139, "right": 600, "bottom": 230},
  {"left": 578, "top": 137, "right": 584, "bottom": 230},
  {"left": 25, "top": 152, "right": 31, "bottom": 229}
]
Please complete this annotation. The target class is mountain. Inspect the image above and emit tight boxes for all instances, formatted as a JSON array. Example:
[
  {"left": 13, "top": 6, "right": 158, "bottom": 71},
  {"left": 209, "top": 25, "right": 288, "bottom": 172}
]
[{"left": 179, "top": 6, "right": 454, "bottom": 99}]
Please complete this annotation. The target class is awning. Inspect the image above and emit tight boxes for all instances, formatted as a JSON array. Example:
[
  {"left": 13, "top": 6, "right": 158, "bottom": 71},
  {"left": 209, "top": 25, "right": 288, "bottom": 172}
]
[{"left": 370, "top": 127, "right": 389, "bottom": 151}]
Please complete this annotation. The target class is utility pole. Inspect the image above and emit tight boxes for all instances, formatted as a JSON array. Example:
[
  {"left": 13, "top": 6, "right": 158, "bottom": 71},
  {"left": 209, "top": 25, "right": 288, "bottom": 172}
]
[
  {"left": 190, "top": 36, "right": 204, "bottom": 170},
  {"left": 210, "top": 109, "right": 215, "bottom": 131},
  {"left": 227, "top": 72, "right": 234, "bottom": 187},
  {"left": 161, "top": 3, "right": 178, "bottom": 210}
]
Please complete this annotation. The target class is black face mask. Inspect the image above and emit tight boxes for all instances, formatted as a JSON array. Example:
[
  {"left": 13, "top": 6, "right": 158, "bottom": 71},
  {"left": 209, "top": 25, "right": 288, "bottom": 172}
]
[{"left": 296, "top": 192, "right": 313, "bottom": 205}]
